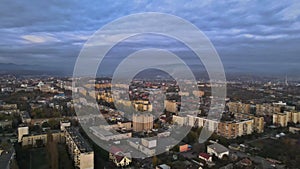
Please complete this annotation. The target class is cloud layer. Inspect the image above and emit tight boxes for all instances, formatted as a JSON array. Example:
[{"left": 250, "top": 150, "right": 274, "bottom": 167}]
[{"left": 0, "top": 0, "right": 300, "bottom": 76}]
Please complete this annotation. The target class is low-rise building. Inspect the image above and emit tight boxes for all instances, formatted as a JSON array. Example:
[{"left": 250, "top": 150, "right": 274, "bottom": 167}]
[
  {"left": 199, "top": 153, "right": 212, "bottom": 162},
  {"left": 60, "top": 120, "right": 71, "bottom": 131},
  {"left": 89, "top": 126, "right": 132, "bottom": 141},
  {"left": 127, "top": 138, "right": 156, "bottom": 157},
  {"left": 109, "top": 146, "right": 132, "bottom": 167},
  {"left": 156, "top": 164, "right": 171, "bottom": 169},
  {"left": 207, "top": 142, "right": 229, "bottom": 159},
  {"left": 141, "top": 138, "right": 157, "bottom": 148},
  {"left": 289, "top": 126, "right": 300, "bottom": 134},
  {"left": 179, "top": 144, "right": 192, "bottom": 152}
]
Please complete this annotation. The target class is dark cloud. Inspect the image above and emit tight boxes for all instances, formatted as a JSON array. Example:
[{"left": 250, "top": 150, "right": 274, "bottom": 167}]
[{"left": 0, "top": 0, "right": 299, "bottom": 76}]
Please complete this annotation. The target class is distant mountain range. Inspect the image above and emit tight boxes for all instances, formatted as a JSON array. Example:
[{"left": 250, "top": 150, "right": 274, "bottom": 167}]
[
  {"left": 0, "top": 63, "right": 61, "bottom": 76},
  {"left": 0, "top": 62, "right": 299, "bottom": 81}
]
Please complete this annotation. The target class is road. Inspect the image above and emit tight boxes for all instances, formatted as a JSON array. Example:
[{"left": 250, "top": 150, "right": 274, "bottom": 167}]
[{"left": 0, "top": 146, "right": 15, "bottom": 169}]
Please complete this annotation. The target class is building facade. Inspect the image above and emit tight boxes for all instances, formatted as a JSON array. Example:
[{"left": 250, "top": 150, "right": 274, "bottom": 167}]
[
  {"left": 132, "top": 114, "right": 154, "bottom": 132},
  {"left": 164, "top": 100, "right": 178, "bottom": 113},
  {"left": 173, "top": 115, "right": 257, "bottom": 139},
  {"left": 21, "top": 132, "right": 64, "bottom": 147},
  {"left": 273, "top": 111, "right": 300, "bottom": 127},
  {"left": 65, "top": 127, "right": 94, "bottom": 169},
  {"left": 18, "top": 125, "right": 29, "bottom": 142}
]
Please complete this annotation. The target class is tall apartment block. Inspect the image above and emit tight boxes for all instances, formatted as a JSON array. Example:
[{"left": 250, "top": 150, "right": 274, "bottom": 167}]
[
  {"left": 132, "top": 114, "right": 154, "bottom": 132},
  {"left": 273, "top": 111, "right": 300, "bottom": 127},
  {"left": 65, "top": 127, "right": 94, "bottom": 169}
]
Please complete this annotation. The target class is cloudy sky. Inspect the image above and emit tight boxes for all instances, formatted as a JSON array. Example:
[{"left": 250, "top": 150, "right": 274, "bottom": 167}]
[{"left": 1, "top": 0, "right": 300, "bottom": 77}]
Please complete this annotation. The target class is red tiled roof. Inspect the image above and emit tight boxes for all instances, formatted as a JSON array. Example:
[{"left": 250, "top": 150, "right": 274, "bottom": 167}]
[
  {"left": 110, "top": 146, "right": 123, "bottom": 154},
  {"left": 199, "top": 153, "right": 211, "bottom": 160},
  {"left": 115, "top": 154, "right": 124, "bottom": 163}
]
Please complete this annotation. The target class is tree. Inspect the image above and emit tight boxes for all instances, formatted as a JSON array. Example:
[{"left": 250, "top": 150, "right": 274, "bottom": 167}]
[
  {"left": 48, "top": 119, "right": 60, "bottom": 129},
  {"left": 187, "top": 131, "right": 198, "bottom": 143},
  {"left": 152, "top": 156, "right": 158, "bottom": 166}
]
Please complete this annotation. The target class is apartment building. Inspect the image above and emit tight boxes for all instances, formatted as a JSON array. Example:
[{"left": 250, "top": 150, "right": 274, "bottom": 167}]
[
  {"left": 164, "top": 100, "right": 178, "bottom": 113},
  {"left": 217, "top": 120, "right": 253, "bottom": 139},
  {"left": 235, "top": 113, "right": 264, "bottom": 133},
  {"left": 133, "top": 100, "right": 153, "bottom": 112},
  {"left": 256, "top": 103, "right": 281, "bottom": 116},
  {"left": 172, "top": 115, "right": 188, "bottom": 126},
  {"left": 273, "top": 111, "right": 300, "bottom": 127},
  {"left": 291, "top": 111, "right": 300, "bottom": 124},
  {"left": 227, "top": 102, "right": 251, "bottom": 114},
  {"left": 65, "top": 127, "right": 94, "bottom": 169},
  {"left": 132, "top": 114, "right": 153, "bottom": 132},
  {"left": 273, "top": 113, "right": 287, "bottom": 127},
  {"left": 173, "top": 115, "right": 255, "bottom": 139},
  {"left": 21, "top": 131, "right": 64, "bottom": 147}
]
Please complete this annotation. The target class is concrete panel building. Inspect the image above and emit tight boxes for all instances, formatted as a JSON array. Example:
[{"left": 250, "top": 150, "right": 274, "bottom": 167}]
[
  {"left": 18, "top": 125, "right": 29, "bottom": 142},
  {"left": 65, "top": 127, "right": 94, "bottom": 169},
  {"left": 21, "top": 131, "right": 64, "bottom": 147},
  {"left": 132, "top": 114, "right": 153, "bottom": 132},
  {"left": 164, "top": 100, "right": 178, "bottom": 113}
]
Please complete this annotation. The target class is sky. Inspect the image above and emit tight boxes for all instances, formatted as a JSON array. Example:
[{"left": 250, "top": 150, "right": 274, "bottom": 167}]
[{"left": 0, "top": 0, "right": 300, "bottom": 77}]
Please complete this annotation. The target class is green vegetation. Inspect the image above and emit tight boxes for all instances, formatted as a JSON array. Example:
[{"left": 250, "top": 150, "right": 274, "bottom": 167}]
[
  {"left": 31, "top": 108, "right": 61, "bottom": 119},
  {"left": 249, "top": 135, "right": 300, "bottom": 168},
  {"left": 0, "top": 114, "right": 13, "bottom": 121}
]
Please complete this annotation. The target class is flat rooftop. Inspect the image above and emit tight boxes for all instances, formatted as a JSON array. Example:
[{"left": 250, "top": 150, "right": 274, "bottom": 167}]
[{"left": 65, "top": 127, "right": 93, "bottom": 153}]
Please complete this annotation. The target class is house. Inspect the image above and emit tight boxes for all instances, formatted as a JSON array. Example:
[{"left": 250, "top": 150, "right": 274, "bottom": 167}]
[
  {"left": 239, "top": 158, "right": 252, "bottom": 167},
  {"left": 179, "top": 144, "right": 192, "bottom": 152},
  {"left": 199, "top": 153, "right": 212, "bottom": 162},
  {"left": 109, "top": 146, "right": 132, "bottom": 167},
  {"left": 156, "top": 164, "right": 171, "bottom": 169},
  {"left": 207, "top": 142, "right": 229, "bottom": 159}
]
